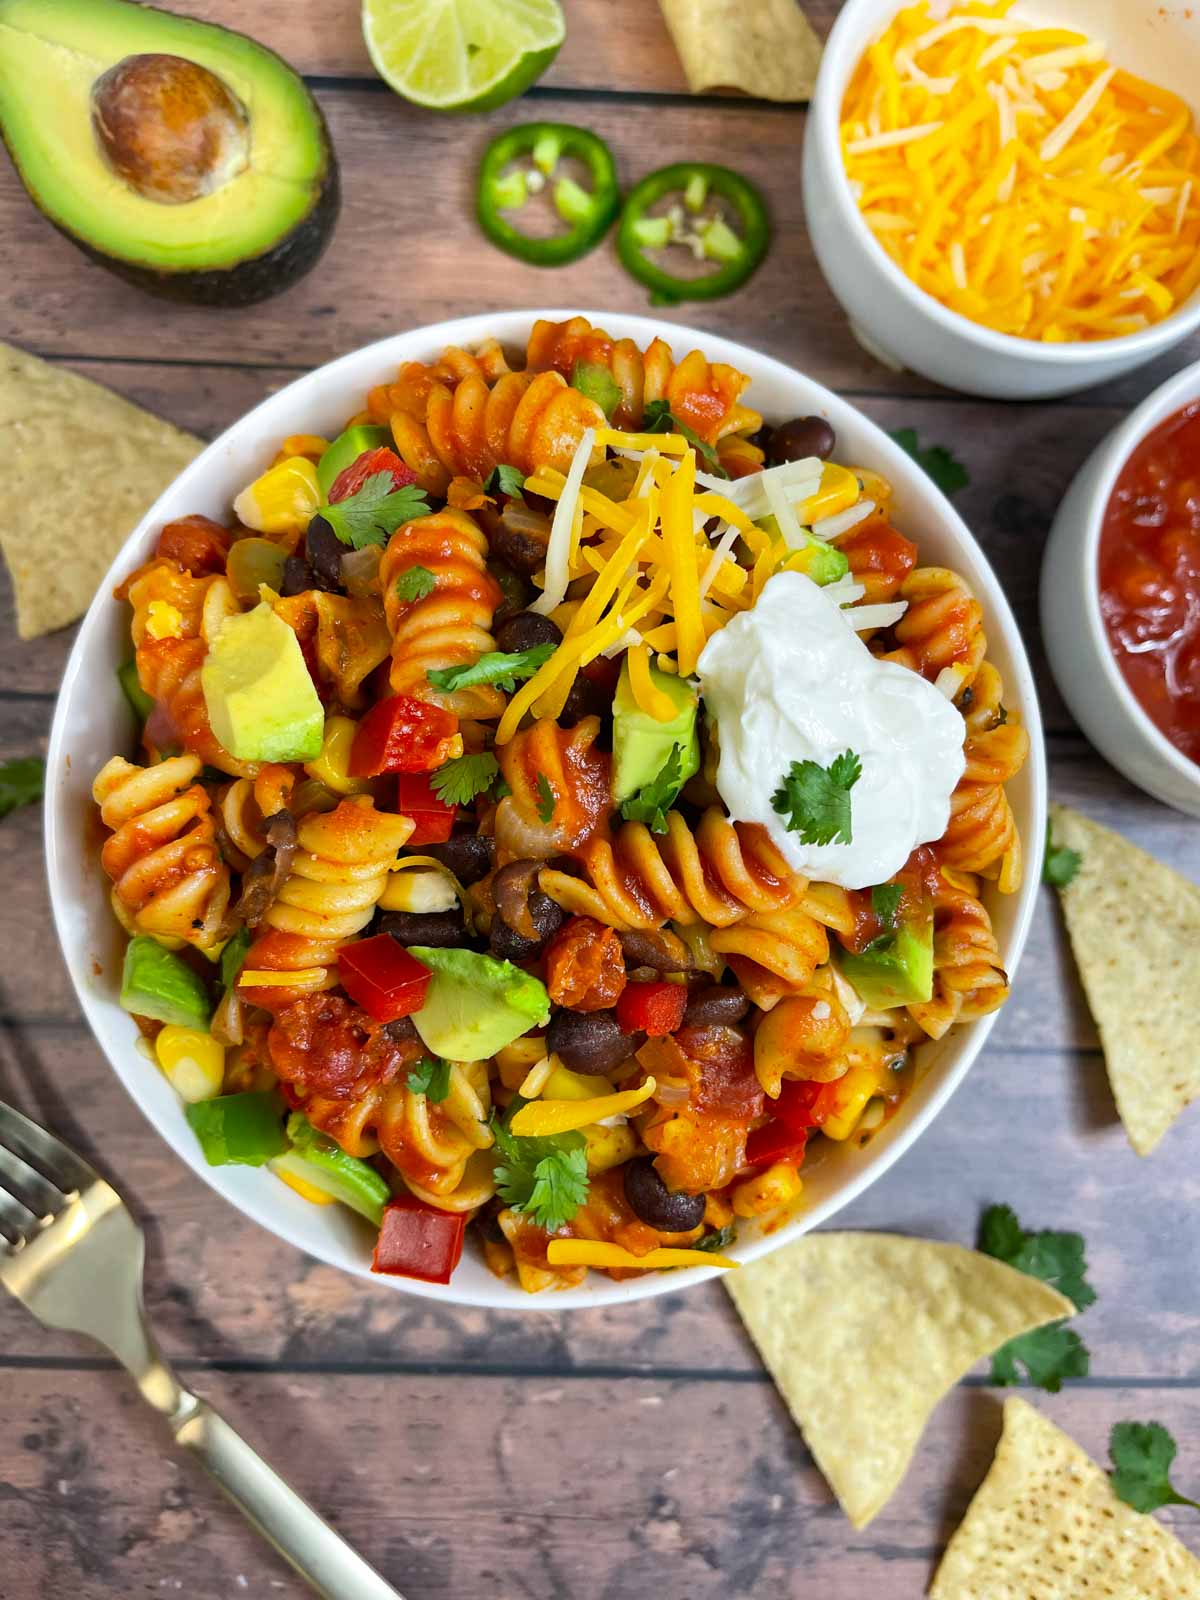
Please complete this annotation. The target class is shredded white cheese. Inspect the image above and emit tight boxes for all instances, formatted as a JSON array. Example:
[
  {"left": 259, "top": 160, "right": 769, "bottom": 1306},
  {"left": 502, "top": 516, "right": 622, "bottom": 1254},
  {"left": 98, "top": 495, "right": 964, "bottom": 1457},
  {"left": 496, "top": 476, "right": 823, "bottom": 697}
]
[
  {"left": 530, "top": 426, "right": 594, "bottom": 616},
  {"left": 845, "top": 600, "right": 907, "bottom": 631},
  {"left": 811, "top": 499, "right": 876, "bottom": 541}
]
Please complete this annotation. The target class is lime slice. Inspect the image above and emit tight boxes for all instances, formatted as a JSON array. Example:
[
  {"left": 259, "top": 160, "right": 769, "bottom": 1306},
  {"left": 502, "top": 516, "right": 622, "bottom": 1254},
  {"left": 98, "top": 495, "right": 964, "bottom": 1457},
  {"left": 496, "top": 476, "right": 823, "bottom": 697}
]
[{"left": 363, "top": 0, "right": 565, "bottom": 113}]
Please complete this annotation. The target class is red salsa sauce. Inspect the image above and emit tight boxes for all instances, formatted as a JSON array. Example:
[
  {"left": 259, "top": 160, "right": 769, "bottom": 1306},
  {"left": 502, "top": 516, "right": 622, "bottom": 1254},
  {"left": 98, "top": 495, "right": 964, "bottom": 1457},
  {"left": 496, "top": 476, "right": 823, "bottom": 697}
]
[{"left": 1099, "top": 402, "right": 1200, "bottom": 764}]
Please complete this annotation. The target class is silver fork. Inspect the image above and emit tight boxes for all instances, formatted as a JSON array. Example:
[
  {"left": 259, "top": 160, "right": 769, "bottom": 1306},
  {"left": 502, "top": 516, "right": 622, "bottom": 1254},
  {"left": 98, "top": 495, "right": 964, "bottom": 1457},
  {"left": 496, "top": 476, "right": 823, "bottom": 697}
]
[{"left": 0, "top": 1098, "right": 405, "bottom": 1600}]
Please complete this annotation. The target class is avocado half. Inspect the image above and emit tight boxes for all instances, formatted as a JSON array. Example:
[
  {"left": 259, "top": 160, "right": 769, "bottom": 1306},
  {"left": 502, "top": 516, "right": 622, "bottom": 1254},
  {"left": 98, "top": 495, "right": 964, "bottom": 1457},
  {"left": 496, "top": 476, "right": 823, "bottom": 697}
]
[{"left": 0, "top": 0, "right": 339, "bottom": 306}]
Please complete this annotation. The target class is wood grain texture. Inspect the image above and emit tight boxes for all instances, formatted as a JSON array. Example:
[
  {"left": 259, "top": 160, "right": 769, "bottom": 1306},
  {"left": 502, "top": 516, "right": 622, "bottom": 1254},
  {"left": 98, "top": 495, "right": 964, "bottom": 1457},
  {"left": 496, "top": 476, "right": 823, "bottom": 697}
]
[{"left": 3, "top": 5, "right": 1200, "bottom": 1595}]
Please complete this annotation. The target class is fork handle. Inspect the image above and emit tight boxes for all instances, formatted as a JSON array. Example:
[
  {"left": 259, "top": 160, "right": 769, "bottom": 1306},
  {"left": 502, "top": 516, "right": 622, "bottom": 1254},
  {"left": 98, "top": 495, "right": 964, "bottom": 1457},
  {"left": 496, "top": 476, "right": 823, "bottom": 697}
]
[{"left": 171, "top": 1395, "right": 406, "bottom": 1600}]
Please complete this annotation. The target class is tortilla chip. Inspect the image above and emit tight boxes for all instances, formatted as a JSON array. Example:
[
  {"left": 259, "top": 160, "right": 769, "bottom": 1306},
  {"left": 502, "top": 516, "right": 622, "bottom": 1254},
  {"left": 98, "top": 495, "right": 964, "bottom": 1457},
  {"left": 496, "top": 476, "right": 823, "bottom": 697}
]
[
  {"left": 725, "top": 1233, "right": 1073, "bottom": 1527},
  {"left": 658, "top": 0, "right": 822, "bottom": 101},
  {"left": 931, "top": 1397, "right": 1200, "bottom": 1598},
  {"left": 1051, "top": 803, "right": 1200, "bottom": 1156},
  {"left": 0, "top": 341, "right": 202, "bottom": 638}
]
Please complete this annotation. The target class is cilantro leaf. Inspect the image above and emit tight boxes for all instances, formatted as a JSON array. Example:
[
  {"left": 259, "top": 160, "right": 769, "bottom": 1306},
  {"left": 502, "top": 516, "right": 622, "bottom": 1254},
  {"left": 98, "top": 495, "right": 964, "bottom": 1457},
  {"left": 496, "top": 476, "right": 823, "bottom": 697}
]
[
  {"left": 491, "top": 1114, "right": 590, "bottom": 1232},
  {"left": 219, "top": 926, "right": 253, "bottom": 991},
  {"left": 771, "top": 749, "right": 862, "bottom": 847},
  {"left": 429, "top": 752, "right": 501, "bottom": 808},
  {"left": 394, "top": 564, "right": 436, "bottom": 602},
  {"left": 694, "top": 1223, "right": 737, "bottom": 1254},
  {"left": 871, "top": 883, "right": 903, "bottom": 928},
  {"left": 535, "top": 772, "right": 555, "bottom": 824},
  {"left": 0, "top": 756, "right": 44, "bottom": 820},
  {"left": 484, "top": 464, "right": 526, "bottom": 501},
  {"left": 890, "top": 428, "right": 970, "bottom": 497},
  {"left": 619, "top": 744, "right": 685, "bottom": 834},
  {"left": 570, "top": 359, "right": 622, "bottom": 421},
  {"left": 320, "top": 472, "right": 430, "bottom": 550},
  {"left": 1043, "top": 820, "right": 1082, "bottom": 888},
  {"left": 643, "top": 398, "right": 726, "bottom": 473},
  {"left": 979, "top": 1202, "right": 1095, "bottom": 1391},
  {"left": 427, "top": 643, "right": 555, "bottom": 694},
  {"left": 1109, "top": 1422, "right": 1200, "bottom": 1514},
  {"left": 406, "top": 1056, "right": 452, "bottom": 1102}
]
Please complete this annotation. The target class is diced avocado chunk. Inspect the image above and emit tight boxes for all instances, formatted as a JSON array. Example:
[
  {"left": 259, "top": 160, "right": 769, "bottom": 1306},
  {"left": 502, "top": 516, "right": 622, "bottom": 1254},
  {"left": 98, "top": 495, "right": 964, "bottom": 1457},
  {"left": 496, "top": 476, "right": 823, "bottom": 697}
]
[
  {"left": 570, "top": 359, "right": 621, "bottom": 420},
  {"left": 839, "top": 917, "right": 933, "bottom": 1009},
  {"left": 200, "top": 602, "right": 324, "bottom": 763},
  {"left": 120, "top": 936, "right": 212, "bottom": 1027},
  {"left": 282, "top": 1113, "right": 390, "bottom": 1225},
  {"left": 186, "top": 1091, "right": 287, "bottom": 1167},
  {"left": 612, "top": 657, "right": 700, "bottom": 804},
  {"left": 117, "top": 659, "right": 154, "bottom": 723},
  {"left": 757, "top": 515, "right": 850, "bottom": 586},
  {"left": 316, "top": 424, "right": 390, "bottom": 498},
  {"left": 408, "top": 947, "right": 550, "bottom": 1060}
]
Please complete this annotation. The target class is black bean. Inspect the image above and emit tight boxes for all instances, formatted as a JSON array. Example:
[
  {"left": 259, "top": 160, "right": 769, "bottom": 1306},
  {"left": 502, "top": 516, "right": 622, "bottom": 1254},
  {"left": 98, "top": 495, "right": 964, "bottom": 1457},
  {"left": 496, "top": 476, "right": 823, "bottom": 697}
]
[
  {"left": 489, "top": 562, "right": 528, "bottom": 626},
  {"left": 545, "top": 1009, "right": 635, "bottom": 1074},
  {"left": 767, "top": 415, "right": 837, "bottom": 465},
  {"left": 423, "top": 830, "right": 493, "bottom": 885},
  {"left": 618, "top": 928, "right": 691, "bottom": 973},
  {"left": 495, "top": 611, "right": 562, "bottom": 655},
  {"left": 682, "top": 984, "right": 750, "bottom": 1028},
  {"left": 623, "top": 1157, "right": 706, "bottom": 1231},
  {"left": 380, "top": 909, "right": 469, "bottom": 949},
  {"left": 305, "top": 515, "right": 345, "bottom": 588},
  {"left": 559, "top": 673, "right": 611, "bottom": 727},
  {"left": 489, "top": 920, "right": 543, "bottom": 961},
  {"left": 382, "top": 1016, "right": 419, "bottom": 1044},
  {"left": 490, "top": 516, "right": 551, "bottom": 576},
  {"left": 280, "top": 555, "right": 316, "bottom": 596}
]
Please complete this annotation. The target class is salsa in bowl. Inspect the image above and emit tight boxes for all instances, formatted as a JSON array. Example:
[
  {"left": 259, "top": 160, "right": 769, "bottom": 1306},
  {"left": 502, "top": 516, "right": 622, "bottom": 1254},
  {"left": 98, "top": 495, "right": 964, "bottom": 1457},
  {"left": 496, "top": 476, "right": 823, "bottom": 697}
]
[{"left": 47, "top": 311, "right": 1045, "bottom": 1309}]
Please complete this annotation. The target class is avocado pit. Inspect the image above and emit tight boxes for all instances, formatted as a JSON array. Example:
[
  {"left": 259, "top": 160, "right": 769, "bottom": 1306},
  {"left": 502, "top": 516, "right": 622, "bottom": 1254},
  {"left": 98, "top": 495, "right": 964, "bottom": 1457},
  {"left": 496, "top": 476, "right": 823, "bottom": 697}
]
[{"left": 91, "top": 51, "right": 249, "bottom": 204}]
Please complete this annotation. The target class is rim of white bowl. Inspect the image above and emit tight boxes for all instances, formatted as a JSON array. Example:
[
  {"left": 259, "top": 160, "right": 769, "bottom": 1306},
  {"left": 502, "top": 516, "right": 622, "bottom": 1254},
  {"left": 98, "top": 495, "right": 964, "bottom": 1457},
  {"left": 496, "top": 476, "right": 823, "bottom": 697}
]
[
  {"left": 45, "top": 308, "right": 1046, "bottom": 1311},
  {"left": 1064, "top": 356, "right": 1200, "bottom": 796},
  {"left": 812, "top": 0, "right": 1200, "bottom": 366}
]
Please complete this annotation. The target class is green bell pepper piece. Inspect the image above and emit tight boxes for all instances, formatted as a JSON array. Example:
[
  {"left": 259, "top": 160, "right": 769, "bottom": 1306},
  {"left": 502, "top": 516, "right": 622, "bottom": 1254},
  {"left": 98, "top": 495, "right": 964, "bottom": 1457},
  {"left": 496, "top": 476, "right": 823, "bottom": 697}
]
[{"left": 186, "top": 1092, "right": 288, "bottom": 1167}]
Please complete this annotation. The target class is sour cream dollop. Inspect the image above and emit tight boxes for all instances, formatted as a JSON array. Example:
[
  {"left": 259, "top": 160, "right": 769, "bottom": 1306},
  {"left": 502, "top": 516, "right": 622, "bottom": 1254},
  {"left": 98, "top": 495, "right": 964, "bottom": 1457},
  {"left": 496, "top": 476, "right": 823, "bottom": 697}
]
[{"left": 697, "top": 571, "right": 966, "bottom": 890}]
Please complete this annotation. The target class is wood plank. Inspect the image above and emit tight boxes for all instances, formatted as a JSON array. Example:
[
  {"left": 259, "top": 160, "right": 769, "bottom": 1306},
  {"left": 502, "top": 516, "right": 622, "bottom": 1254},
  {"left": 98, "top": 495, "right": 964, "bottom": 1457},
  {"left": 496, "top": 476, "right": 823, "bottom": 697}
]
[
  {"left": 5, "top": 86, "right": 1198, "bottom": 399},
  {"left": 0, "top": 1370, "right": 1196, "bottom": 1600}
]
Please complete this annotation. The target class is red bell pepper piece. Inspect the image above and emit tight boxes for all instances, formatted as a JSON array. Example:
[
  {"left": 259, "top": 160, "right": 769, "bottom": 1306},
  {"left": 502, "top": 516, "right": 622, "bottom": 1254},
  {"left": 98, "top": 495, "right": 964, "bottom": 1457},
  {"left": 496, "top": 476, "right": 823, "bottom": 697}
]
[
  {"left": 328, "top": 446, "right": 419, "bottom": 504},
  {"left": 396, "top": 771, "right": 457, "bottom": 845},
  {"left": 349, "top": 695, "right": 460, "bottom": 776},
  {"left": 338, "top": 935, "right": 431, "bottom": 1023},
  {"left": 772, "top": 1077, "right": 830, "bottom": 1132},
  {"left": 744, "top": 1122, "right": 809, "bottom": 1170},
  {"left": 371, "top": 1195, "right": 467, "bottom": 1284},
  {"left": 616, "top": 980, "right": 687, "bottom": 1038}
]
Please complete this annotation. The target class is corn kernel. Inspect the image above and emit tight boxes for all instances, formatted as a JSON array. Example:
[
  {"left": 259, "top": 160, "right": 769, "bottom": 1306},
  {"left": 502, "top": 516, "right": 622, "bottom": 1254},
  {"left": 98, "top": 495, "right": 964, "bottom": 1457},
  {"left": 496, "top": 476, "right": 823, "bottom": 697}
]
[
  {"left": 581, "top": 1122, "right": 638, "bottom": 1173},
  {"left": 732, "top": 1161, "right": 804, "bottom": 1217},
  {"left": 144, "top": 600, "right": 183, "bottom": 641},
  {"left": 233, "top": 456, "right": 320, "bottom": 534},
  {"left": 821, "top": 1063, "right": 884, "bottom": 1141},
  {"left": 378, "top": 866, "right": 457, "bottom": 914},
  {"left": 155, "top": 1025, "right": 225, "bottom": 1103},
  {"left": 269, "top": 1153, "right": 337, "bottom": 1206},
  {"left": 797, "top": 462, "right": 861, "bottom": 524},
  {"left": 277, "top": 433, "right": 330, "bottom": 462},
  {"left": 304, "top": 715, "right": 371, "bottom": 796}
]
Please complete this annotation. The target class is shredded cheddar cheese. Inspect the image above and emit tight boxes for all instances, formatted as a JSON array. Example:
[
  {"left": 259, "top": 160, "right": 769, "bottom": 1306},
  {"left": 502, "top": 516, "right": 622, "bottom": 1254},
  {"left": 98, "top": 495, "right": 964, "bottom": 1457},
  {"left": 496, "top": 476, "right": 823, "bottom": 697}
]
[
  {"left": 545, "top": 1239, "right": 738, "bottom": 1271},
  {"left": 841, "top": 0, "right": 1200, "bottom": 340},
  {"left": 507, "top": 1077, "right": 658, "bottom": 1137},
  {"left": 239, "top": 967, "right": 329, "bottom": 989}
]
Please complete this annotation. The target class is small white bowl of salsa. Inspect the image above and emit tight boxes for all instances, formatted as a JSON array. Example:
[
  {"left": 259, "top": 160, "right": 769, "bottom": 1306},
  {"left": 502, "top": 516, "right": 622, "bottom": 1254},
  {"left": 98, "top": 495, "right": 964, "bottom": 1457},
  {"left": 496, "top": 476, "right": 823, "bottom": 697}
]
[{"left": 1042, "top": 358, "right": 1200, "bottom": 814}]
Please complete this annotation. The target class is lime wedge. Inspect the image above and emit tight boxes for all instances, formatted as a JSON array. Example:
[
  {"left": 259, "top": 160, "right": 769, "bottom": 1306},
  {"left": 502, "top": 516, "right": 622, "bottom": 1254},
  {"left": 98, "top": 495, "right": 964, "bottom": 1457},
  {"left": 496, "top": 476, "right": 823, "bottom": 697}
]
[{"left": 363, "top": 0, "right": 565, "bottom": 113}]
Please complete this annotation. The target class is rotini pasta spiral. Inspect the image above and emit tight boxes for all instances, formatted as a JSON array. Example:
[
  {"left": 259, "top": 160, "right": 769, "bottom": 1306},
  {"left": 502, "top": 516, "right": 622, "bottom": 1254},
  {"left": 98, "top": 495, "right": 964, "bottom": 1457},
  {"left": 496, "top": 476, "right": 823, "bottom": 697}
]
[
  {"left": 93, "top": 753, "right": 231, "bottom": 950},
  {"left": 540, "top": 809, "right": 801, "bottom": 931},
  {"left": 120, "top": 559, "right": 236, "bottom": 647},
  {"left": 883, "top": 567, "right": 986, "bottom": 692},
  {"left": 711, "top": 907, "right": 831, "bottom": 1011},
  {"left": 525, "top": 315, "right": 763, "bottom": 447},
  {"left": 216, "top": 765, "right": 296, "bottom": 870},
  {"left": 379, "top": 509, "right": 505, "bottom": 718},
  {"left": 494, "top": 716, "right": 611, "bottom": 859},
  {"left": 937, "top": 663, "right": 1029, "bottom": 891},
  {"left": 271, "top": 590, "right": 392, "bottom": 711},
  {"left": 239, "top": 798, "right": 413, "bottom": 1010},
  {"left": 906, "top": 870, "right": 1009, "bottom": 1039},
  {"left": 135, "top": 636, "right": 255, "bottom": 778}
]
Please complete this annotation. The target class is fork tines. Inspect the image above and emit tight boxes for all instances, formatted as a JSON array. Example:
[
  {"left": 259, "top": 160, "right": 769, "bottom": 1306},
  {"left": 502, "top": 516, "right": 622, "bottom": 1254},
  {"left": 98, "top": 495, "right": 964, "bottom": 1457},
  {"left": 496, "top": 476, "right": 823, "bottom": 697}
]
[{"left": 0, "top": 1101, "right": 93, "bottom": 1253}]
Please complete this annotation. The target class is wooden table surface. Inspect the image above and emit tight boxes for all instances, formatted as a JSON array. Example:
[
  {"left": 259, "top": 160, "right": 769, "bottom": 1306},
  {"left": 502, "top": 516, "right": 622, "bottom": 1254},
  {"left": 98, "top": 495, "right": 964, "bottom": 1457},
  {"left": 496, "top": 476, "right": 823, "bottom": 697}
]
[{"left": 2, "top": 3, "right": 1199, "bottom": 1595}]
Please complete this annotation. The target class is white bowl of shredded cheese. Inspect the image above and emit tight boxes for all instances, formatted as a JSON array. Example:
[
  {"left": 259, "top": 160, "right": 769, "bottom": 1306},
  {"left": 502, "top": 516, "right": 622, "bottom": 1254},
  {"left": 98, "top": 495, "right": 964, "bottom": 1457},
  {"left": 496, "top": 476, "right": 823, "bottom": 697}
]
[
  {"left": 804, "top": 0, "right": 1200, "bottom": 398},
  {"left": 46, "top": 310, "right": 1045, "bottom": 1309}
]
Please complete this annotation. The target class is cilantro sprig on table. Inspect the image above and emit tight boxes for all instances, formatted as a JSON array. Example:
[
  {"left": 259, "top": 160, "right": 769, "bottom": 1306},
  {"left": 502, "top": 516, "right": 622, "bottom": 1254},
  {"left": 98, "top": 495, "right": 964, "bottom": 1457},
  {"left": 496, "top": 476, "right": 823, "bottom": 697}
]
[
  {"left": 643, "top": 398, "right": 725, "bottom": 472},
  {"left": 393, "top": 564, "right": 437, "bottom": 602},
  {"left": 429, "top": 752, "right": 502, "bottom": 808},
  {"left": 889, "top": 428, "right": 970, "bottom": 497},
  {"left": 1043, "top": 820, "right": 1082, "bottom": 887},
  {"left": 0, "top": 756, "right": 44, "bottom": 820},
  {"left": 771, "top": 750, "right": 861, "bottom": 848},
  {"left": 321, "top": 472, "right": 430, "bottom": 550},
  {"left": 427, "top": 643, "right": 555, "bottom": 694},
  {"left": 406, "top": 1056, "right": 452, "bottom": 1103},
  {"left": 492, "top": 1111, "right": 589, "bottom": 1232},
  {"left": 1109, "top": 1422, "right": 1200, "bottom": 1514},
  {"left": 979, "top": 1203, "right": 1095, "bottom": 1392},
  {"left": 620, "top": 744, "right": 685, "bottom": 835}
]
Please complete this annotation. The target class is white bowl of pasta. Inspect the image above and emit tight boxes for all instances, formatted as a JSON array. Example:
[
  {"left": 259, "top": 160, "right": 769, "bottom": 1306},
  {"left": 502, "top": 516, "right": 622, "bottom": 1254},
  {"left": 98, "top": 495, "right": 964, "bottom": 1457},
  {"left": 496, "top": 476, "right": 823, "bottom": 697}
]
[{"left": 46, "top": 310, "right": 1045, "bottom": 1310}]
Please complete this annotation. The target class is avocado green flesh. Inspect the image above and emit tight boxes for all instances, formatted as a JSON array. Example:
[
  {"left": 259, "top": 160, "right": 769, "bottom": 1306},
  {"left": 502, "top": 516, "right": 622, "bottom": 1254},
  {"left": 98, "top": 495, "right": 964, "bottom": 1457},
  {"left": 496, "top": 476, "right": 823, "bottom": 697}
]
[
  {"left": 757, "top": 516, "right": 849, "bottom": 586},
  {"left": 0, "top": 0, "right": 336, "bottom": 289},
  {"left": 408, "top": 947, "right": 550, "bottom": 1061},
  {"left": 201, "top": 603, "right": 324, "bottom": 763},
  {"left": 612, "top": 657, "right": 700, "bottom": 804},
  {"left": 839, "top": 920, "right": 934, "bottom": 1009},
  {"left": 120, "top": 935, "right": 212, "bottom": 1027}
]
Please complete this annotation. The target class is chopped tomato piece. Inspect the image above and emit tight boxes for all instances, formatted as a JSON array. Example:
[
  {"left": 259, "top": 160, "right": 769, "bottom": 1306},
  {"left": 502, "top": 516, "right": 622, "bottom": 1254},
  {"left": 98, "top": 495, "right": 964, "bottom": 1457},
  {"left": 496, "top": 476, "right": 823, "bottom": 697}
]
[
  {"left": 371, "top": 1195, "right": 467, "bottom": 1284},
  {"left": 771, "top": 1077, "right": 830, "bottom": 1132},
  {"left": 338, "top": 936, "right": 431, "bottom": 1024},
  {"left": 155, "top": 514, "right": 232, "bottom": 576},
  {"left": 616, "top": 980, "right": 686, "bottom": 1038},
  {"left": 396, "top": 771, "right": 457, "bottom": 845},
  {"left": 328, "top": 446, "right": 419, "bottom": 504},
  {"left": 545, "top": 916, "right": 627, "bottom": 1011},
  {"left": 349, "top": 694, "right": 460, "bottom": 776},
  {"left": 744, "top": 1122, "right": 809, "bottom": 1170}
]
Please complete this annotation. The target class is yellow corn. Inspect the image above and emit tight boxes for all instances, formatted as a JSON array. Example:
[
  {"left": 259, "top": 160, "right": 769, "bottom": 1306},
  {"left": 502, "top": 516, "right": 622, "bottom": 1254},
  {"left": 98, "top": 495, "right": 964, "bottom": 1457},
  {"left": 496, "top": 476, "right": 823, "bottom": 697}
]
[
  {"left": 378, "top": 866, "right": 458, "bottom": 914},
  {"left": 732, "top": 1161, "right": 804, "bottom": 1218},
  {"left": 546, "top": 1239, "right": 737, "bottom": 1271},
  {"left": 144, "top": 600, "right": 183, "bottom": 641},
  {"left": 154, "top": 1025, "right": 225, "bottom": 1103},
  {"left": 239, "top": 966, "right": 328, "bottom": 990},
  {"left": 821, "top": 1062, "right": 890, "bottom": 1141},
  {"left": 233, "top": 456, "right": 320, "bottom": 534},
  {"left": 269, "top": 1152, "right": 337, "bottom": 1205},
  {"left": 542, "top": 1064, "right": 614, "bottom": 1102},
  {"left": 509, "top": 1077, "right": 657, "bottom": 1137},
  {"left": 796, "top": 462, "right": 860, "bottom": 524},
  {"left": 304, "top": 715, "right": 370, "bottom": 796},
  {"left": 581, "top": 1122, "right": 638, "bottom": 1174}
]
